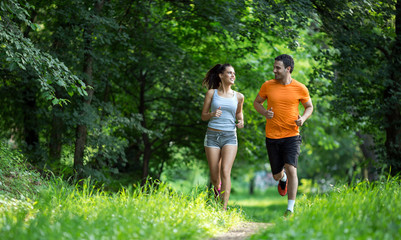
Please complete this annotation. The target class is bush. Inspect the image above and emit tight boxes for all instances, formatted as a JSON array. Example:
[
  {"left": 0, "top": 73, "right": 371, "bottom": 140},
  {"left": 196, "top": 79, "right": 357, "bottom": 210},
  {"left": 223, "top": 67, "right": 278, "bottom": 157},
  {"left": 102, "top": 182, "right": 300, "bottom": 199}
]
[{"left": 0, "top": 141, "right": 45, "bottom": 200}]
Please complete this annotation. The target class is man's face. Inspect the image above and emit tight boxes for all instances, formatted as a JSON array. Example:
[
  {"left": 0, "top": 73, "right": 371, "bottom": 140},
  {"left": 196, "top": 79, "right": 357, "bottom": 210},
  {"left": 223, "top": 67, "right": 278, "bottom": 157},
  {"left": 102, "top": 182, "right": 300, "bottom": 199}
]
[{"left": 273, "top": 60, "right": 290, "bottom": 80}]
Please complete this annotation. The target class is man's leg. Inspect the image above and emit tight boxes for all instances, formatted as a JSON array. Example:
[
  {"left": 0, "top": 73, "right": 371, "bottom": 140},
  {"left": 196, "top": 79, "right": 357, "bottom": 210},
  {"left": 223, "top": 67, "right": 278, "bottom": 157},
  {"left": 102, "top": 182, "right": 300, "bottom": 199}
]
[
  {"left": 283, "top": 135, "right": 301, "bottom": 214},
  {"left": 284, "top": 163, "right": 298, "bottom": 212},
  {"left": 266, "top": 138, "right": 287, "bottom": 196}
]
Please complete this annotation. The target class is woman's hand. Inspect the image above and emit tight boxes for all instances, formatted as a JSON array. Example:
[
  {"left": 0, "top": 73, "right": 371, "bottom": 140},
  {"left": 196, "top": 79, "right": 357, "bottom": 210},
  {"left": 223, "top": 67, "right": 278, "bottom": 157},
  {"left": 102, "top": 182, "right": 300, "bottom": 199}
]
[
  {"left": 236, "top": 120, "right": 244, "bottom": 129},
  {"left": 212, "top": 106, "right": 222, "bottom": 117}
]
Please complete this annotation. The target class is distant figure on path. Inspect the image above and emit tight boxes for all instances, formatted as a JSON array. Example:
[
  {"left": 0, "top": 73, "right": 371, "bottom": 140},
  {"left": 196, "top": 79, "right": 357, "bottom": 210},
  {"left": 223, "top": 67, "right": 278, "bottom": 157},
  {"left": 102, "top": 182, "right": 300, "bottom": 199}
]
[
  {"left": 253, "top": 54, "right": 313, "bottom": 216},
  {"left": 201, "top": 63, "right": 244, "bottom": 210}
]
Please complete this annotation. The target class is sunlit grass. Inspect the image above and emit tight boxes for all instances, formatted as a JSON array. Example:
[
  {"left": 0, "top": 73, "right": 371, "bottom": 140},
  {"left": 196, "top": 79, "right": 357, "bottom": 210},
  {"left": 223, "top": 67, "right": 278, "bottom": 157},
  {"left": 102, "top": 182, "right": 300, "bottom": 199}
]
[
  {"left": 229, "top": 187, "right": 287, "bottom": 223},
  {"left": 0, "top": 178, "right": 244, "bottom": 240},
  {"left": 251, "top": 177, "right": 401, "bottom": 240},
  {"left": 0, "top": 142, "right": 245, "bottom": 239}
]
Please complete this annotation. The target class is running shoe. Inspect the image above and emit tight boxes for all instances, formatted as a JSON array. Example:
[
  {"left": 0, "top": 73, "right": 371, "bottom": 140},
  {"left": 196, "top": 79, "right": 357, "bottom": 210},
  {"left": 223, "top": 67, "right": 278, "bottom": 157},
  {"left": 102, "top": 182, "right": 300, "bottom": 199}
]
[
  {"left": 213, "top": 182, "right": 221, "bottom": 198},
  {"left": 278, "top": 179, "right": 287, "bottom": 196},
  {"left": 284, "top": 209, "right": 293, "bottom": 218}
]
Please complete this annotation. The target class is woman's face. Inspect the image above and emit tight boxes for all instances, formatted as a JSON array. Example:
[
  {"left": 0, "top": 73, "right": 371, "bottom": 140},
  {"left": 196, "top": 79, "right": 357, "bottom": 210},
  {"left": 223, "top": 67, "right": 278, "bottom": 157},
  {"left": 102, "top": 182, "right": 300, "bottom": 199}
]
[{"left": 219, "top": 66, "right": 236, "bottom": 85}]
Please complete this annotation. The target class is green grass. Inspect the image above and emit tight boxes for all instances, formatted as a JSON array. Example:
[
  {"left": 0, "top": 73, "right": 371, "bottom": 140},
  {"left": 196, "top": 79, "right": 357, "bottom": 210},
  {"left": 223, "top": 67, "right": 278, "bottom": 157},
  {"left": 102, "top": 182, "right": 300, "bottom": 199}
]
[
  {"left": 0, "top": 142, "right": 46, "bottom": 200},
  {"left": 251, "top": 178, "right": 401, "bottom": 240},
  {"left": 0, "top": 142, "right": 245, "bottom": 240},
  {"left": 0, "top": 179, "right": 244, "bottom": 240},
  {"left": 229, "top": 188, "right": 287, "bottom": 222},
  {"left": 3, "top": 140, "right": 400, "bottom": 240}
]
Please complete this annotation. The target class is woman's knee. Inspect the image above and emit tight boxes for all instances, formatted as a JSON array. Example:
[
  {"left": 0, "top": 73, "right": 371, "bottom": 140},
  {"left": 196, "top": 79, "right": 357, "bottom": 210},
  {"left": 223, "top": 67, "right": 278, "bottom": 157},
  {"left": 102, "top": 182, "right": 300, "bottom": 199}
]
[
  {"left": 210, "top": 177, "right": 220, "bottom": 186},
  {"left": 220, "top": 168, "right": 232, "bottom": 180}
]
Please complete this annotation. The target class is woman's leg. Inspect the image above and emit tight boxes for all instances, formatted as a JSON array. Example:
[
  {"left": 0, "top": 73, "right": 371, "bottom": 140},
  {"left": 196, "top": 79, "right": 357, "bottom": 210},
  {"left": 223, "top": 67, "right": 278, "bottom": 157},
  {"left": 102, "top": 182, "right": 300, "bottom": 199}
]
[
  {"left": 220, "top": 145, "right": 237, "bottom": 210},
  {"left": 205, "top": 147, "right": 222, "bottom": 191}
]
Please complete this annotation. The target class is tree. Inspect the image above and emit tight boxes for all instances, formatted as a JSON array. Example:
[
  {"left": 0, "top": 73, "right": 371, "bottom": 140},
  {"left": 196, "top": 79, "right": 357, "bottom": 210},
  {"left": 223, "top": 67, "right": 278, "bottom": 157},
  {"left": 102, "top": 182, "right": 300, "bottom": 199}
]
[
  {"left": 0, "top": 0, "right": 87, "bottom": 162},
  {"left": 307, "top": 0, "right": 401, "bottom": 174},
  {"left": 251, "top": 0, "right": 401, "bottom": 175}
]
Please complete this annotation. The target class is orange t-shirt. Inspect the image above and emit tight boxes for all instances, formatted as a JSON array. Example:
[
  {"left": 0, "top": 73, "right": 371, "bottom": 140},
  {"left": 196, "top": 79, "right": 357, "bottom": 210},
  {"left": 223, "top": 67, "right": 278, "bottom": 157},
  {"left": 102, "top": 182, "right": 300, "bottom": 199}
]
[{"left": 258, "top": 79, "right": 310, "bottom": 139}]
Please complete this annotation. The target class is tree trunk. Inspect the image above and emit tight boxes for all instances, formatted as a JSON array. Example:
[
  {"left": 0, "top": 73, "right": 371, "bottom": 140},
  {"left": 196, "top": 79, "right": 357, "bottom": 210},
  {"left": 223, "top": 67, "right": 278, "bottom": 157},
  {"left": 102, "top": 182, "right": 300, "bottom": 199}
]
[
  {"left": 249, "top": 176, "right": 255, "bottom": 195},
  {"left": 73, "top": 27, "right": 94, "bottom": 172},
  {"left": 138, "top": 70, "right": 152, "bottom": 184},
  {"left": 356, "top": 132, "right": 378, "bottom": 181},
  {"left": 22, "top": 10, "right": 39, "bottom": 163},
  {"left": 73, "top": 1, "right": 105, "bottom": 173},
  {"left": 49, "top": 106, "right": 63, "bottom": 162},
  {"left": 23, "top": 87, "right": 39, "bottom": 159},
  {"left": 386, "top": 0, "right": 401, "bottom": 175}
]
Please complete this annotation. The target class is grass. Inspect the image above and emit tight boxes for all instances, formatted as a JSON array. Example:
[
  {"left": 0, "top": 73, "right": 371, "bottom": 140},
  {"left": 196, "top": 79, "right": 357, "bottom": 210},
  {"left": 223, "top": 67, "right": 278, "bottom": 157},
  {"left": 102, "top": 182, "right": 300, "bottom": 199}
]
[
  {"left": 0, "top": 143, "right": 45, "bottom": 200},
  {"left": 251, "top": 178, "right": 401, "bottom": 240},
  {"left": 0, "top": 179, "right": 244, "bottom": 240},
  {"left": 229, "top": 187, "right": 287, "bottom": 223},
  {"left": 2, "top": 140, "right": 400, "bottom": 240},
  {"left": 0, "top": 142, "right": 245, "bottom": 240}
]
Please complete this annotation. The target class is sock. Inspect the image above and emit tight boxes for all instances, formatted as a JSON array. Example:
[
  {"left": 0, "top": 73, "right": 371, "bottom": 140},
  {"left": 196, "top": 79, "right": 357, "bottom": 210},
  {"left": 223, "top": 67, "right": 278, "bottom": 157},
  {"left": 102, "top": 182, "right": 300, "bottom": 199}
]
[
  {"left": 287, "top": 200, "right": 295, "bottom": 212},
  {"left": 280, "top": 172, "right": 287, "bottom": 182}
]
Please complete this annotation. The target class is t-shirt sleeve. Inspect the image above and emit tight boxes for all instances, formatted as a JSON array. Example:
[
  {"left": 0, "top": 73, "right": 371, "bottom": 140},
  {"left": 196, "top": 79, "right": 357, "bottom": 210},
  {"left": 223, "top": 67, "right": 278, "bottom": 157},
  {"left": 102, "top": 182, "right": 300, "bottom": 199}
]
[
  {"left": 258, "top": 82, "right": 268, "bottom": 99},
  {"left": 300, "top": 84, "right": 310, "bottom": 103}
]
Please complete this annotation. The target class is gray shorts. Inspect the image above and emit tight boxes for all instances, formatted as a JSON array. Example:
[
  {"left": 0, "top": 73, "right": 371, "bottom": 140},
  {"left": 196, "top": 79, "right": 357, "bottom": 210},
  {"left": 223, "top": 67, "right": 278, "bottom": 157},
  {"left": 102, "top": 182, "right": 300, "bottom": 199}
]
[{"left": 204, "top": 129, "right": 237, "bottom": 149}]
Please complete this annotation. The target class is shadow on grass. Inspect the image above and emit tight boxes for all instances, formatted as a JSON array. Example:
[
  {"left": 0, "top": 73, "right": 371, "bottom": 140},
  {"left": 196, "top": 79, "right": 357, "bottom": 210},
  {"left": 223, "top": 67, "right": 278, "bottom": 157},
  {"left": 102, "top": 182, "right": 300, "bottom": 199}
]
[
  {"left": 229, "top": 187, "right": 287, "bottom": 223},
  {"left": 240, "top": 204, "right": 286, "bottom": 222}
]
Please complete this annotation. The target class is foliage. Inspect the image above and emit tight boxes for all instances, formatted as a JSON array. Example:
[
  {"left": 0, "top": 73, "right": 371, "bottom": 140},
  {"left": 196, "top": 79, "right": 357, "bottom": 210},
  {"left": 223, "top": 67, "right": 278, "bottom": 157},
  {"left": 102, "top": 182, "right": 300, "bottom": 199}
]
[
  {"left": 0, "top": 141, "right": 46, "bottom": 200},
  {"left": 305, "top": 0, "right": 401, "bottom": 173},
  {"left": 0, "top": 0, "right": 383, "bottom": 186},
  {"left": 251, "top": 177, "right": 401, "bottom": 239},
  {"left": 0, "top": 0, "right": 87, "bottom": 103}
]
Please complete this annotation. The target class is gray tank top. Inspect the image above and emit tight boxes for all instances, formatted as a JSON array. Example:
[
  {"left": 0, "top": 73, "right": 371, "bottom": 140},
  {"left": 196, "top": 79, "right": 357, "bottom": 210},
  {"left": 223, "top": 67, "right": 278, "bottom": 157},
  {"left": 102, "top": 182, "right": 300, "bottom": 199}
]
[{"left": 208, "top": 89, "right": 238, "bottom": 131}]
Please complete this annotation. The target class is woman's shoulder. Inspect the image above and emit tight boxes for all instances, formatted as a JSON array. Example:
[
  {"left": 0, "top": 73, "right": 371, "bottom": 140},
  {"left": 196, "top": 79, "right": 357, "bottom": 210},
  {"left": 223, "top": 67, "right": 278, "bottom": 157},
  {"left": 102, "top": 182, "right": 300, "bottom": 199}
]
[
  {"left": 205, "top": 88, "right": 216, "bottom": 97},
  {"left": 236, "top": 92, "right": 244, "bottom": 101}
]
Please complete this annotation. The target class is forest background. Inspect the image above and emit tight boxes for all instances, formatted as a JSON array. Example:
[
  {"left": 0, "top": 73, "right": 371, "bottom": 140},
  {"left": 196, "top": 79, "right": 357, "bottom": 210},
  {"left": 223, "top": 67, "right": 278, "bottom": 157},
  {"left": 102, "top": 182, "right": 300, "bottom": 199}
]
[{"left": 1, "top": 0, "right": 401, "bottom": 192}]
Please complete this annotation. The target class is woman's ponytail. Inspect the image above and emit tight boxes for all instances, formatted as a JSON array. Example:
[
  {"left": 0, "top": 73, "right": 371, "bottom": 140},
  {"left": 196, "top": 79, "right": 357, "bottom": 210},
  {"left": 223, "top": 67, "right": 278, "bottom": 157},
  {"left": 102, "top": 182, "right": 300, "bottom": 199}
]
[{"left": 202, "top": 63, "right": 231, "bottom": 89}]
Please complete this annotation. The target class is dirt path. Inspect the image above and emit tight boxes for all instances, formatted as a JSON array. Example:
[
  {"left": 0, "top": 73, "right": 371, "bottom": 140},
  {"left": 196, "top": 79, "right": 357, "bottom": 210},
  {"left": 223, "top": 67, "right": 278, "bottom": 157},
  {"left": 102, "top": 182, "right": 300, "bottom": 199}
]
[{"left": 209, "top": 222, "right": 271, "bottom": 240}]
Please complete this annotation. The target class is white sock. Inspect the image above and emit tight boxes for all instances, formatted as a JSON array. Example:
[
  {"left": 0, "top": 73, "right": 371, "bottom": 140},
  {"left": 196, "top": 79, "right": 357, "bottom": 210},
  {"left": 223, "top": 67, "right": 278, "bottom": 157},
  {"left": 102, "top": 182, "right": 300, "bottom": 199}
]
[
  {"left": 287, "top": 200, "right": 295, "bottom": 212},
  {"left": 280, "top": 172, "right": 287, "bottom": 182}
]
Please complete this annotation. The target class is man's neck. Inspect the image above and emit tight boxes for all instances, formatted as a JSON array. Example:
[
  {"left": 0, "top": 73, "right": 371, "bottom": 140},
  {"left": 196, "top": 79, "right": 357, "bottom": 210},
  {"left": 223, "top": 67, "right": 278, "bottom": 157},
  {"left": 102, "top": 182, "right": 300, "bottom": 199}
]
[{"left": 278, "top": 76, "right": 292, "bottom": 85}]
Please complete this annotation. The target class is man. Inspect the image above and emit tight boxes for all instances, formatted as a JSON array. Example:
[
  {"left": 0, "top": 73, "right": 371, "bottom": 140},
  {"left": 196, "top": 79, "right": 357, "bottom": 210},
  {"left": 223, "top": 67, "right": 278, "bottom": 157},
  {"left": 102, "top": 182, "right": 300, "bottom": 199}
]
[{"left": 253, "top": 54, "right": 313, "bottom": 216}]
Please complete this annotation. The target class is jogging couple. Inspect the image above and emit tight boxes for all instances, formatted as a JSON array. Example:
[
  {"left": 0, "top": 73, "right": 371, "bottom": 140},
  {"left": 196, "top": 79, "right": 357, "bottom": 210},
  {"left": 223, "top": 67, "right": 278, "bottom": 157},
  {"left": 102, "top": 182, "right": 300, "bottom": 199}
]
[{"left": 201, "top": 54, "right": 313, "bottom": 216}]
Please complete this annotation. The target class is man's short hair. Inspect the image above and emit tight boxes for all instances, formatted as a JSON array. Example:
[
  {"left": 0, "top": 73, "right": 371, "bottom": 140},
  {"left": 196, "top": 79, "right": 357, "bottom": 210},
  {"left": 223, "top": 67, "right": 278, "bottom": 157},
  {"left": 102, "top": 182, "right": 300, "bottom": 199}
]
[{"left": 275, "top": 54, "right": 294, "bottom": 73}]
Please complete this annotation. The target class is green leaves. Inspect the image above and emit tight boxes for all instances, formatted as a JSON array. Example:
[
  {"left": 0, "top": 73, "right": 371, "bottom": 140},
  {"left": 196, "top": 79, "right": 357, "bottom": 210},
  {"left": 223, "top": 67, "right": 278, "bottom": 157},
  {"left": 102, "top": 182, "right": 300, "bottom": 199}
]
[{"left": 0, "top": 0, "right": 87, "bottom": 105}]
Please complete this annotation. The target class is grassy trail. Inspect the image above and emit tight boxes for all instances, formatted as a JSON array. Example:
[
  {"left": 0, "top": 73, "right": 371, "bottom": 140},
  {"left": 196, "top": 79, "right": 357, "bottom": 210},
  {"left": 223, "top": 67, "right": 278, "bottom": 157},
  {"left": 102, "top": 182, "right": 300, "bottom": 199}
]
[
  {"left": 249, "top": 178, "right": 401, "bottom": 240},
  {"left": 2, "top": 142, "right": 400, "bottom": 240},
  {"left": 207, "top": 187, "right": 286, "bottom": 239},
  {"left": 229, "top": 187, "right": 287, "bottom": 223}
]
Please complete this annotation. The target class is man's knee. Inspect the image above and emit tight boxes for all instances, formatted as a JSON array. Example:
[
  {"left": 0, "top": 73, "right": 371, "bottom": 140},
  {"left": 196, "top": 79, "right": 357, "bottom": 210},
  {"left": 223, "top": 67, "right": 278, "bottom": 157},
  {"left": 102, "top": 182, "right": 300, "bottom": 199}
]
[
  {"left": 273, "top": 171, "right": 284, "bottom": 181},
  {"left": 284, "top": 164, "right": 297, "bottom": 176}
]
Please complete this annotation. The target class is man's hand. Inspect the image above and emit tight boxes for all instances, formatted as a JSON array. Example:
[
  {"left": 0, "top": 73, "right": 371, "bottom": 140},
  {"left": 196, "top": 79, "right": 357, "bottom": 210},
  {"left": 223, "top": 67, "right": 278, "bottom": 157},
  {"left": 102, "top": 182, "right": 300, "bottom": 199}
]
[
  {"left": 295, "top": 115, "right": 304, "bottom": 126},
  {"left": 264, "top": 107, "right": 274, "bottom": 119}
]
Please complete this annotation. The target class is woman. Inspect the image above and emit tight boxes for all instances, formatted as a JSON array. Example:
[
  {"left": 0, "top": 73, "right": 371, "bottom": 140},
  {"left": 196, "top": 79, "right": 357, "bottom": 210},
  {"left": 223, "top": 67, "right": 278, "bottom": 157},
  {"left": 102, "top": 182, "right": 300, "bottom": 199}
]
[{"left": 201, "top": 63, "right": 244, "bottom": 210}]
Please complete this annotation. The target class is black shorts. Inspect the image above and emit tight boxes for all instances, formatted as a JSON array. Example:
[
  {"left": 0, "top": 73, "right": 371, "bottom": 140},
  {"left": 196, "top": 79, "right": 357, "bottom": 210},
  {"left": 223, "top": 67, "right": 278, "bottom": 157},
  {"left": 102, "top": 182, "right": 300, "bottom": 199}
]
[{"left": 265, "top": 135, "right": 302, "bottom": 175}]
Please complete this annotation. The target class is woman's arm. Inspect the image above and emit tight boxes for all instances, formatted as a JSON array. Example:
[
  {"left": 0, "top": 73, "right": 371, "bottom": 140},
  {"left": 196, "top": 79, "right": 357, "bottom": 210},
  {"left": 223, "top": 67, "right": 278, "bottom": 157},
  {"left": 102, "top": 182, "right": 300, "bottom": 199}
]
[
  {"left": 201, "top": 89, "right": 220, "bottom": 121},
  {"left": 236, "top": 92, "right": 244, "bottom": 128}
]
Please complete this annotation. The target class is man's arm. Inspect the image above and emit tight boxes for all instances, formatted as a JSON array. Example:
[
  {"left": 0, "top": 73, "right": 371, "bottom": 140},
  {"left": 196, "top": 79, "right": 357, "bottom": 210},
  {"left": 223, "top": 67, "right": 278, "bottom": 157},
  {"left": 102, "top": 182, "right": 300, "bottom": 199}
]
[
  {"left": 253, "top": 94, "right": 273, "bottom": 119},
  {"left": 295, "top": 99, "right": 313, "bottom": 126}
]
